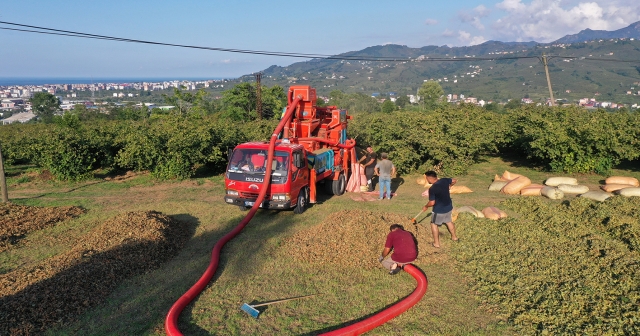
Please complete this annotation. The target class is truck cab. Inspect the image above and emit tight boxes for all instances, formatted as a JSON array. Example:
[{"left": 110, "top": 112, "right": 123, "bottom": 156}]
[{"left": 224, "top": 141, "right": 310, "bottom": 213}]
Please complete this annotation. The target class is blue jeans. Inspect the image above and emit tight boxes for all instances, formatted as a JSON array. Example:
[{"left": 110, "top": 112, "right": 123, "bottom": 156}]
[{"left": 379, "top": 177, "right": 391, "bottom": 199}]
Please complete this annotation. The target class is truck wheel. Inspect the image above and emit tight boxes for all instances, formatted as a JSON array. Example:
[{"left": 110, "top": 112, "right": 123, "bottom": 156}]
[
  {"left": 332, "top": 173, "right": 346, "bottom": 196},
  {"left": 293, "top": 188, "right": 308, "bottom": 214}
]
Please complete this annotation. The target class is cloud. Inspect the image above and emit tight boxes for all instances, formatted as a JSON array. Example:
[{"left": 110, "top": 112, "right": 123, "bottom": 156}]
[
  {"left": 458, "top": 30, "right": 487, "bottom": 46},
  {"left": 458, "top": 5, "right": 491, "bottom": 30},
  {"left": 441, "top": 29, "right": 456, "bottom": 37},
  {"left": 424, "top": 18, "right": 438, "bottom": 25},
  {"left": 493, "top": 0, "right": 640, "bottom": 42},
  {"left": 474, "top": 5, "right": 490, "bottom": 17}
]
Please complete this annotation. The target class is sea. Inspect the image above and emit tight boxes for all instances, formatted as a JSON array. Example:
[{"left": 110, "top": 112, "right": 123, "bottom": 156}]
[{"left": 0, "top": 77, "right": 228, "bottom": 86}]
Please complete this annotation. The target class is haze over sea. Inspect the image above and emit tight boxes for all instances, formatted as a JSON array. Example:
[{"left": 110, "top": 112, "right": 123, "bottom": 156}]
[{"left": 0, "top": 77, "right": 227, "bottom": 86}]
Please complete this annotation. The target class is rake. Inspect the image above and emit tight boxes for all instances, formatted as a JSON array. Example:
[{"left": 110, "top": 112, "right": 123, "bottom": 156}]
[
  {"left": 411, "top": 209, "right": 425, "bottom": 224},
  {"left": 240, "top": 294, "right": 320, "bottom": 318}
]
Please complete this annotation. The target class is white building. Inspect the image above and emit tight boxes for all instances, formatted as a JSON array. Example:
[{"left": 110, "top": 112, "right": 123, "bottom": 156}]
[{"left": 2, "top": 112, "right": 37, "bottom": 125}]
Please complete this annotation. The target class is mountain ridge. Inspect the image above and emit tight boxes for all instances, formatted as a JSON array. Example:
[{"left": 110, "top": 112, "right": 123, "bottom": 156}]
[
  {"left": 233, "top": 22, "right": 640, "bottom": 104},
  {"left": 553, "top": 21, "right": 640, "bottom": 44}
]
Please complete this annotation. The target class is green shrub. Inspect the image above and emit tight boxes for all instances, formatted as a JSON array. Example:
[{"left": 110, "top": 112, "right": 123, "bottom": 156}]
[
  {"left": 452, "top": 196, "right": 640, "bottom": 334},
  {"left": 350, "top": 104, "right": 507, "bottom": 175},
  {"left": 509, "top": 106, "right": 640, "bottom": 174}
]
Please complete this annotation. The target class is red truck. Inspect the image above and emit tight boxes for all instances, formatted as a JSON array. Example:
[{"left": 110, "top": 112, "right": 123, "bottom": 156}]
[{"left": 224, "top": 85, "right": 356, "bottom": 214}]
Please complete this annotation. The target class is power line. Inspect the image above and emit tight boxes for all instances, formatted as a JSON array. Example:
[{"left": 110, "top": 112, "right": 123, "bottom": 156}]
[{"left": 2, "top": 21, "right": 640, "bottom": 64}]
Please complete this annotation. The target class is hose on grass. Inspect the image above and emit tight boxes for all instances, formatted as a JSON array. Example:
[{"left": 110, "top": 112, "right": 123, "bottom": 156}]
[{"left": 319, "top": 264, "right": 428, "bottom": 336}]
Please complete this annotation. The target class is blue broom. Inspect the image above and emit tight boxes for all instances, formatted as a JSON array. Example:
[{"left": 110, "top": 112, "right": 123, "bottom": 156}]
[{"left": 241, "top": 294, "right": 320, "bottom": 318}]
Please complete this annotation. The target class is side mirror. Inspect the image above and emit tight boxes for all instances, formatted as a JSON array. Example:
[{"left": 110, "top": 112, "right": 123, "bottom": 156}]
[{"left": 227, "top": 148, "right": 233, "bottom": 159}]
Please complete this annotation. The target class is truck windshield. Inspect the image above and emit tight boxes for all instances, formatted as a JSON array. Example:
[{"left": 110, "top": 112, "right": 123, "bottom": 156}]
[{"left": 227, "top": 149, "right": 290, "bottom": 178}]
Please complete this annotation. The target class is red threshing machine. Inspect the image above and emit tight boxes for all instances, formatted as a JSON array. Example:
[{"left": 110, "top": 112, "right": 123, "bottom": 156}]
[{"left": 223, "top": 85, "right": 356, "bottom": 213}]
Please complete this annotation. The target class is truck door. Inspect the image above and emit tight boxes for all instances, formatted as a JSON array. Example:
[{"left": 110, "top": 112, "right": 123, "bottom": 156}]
[{"left": 291, "top": 150, "right": 309, "bottom": 200}]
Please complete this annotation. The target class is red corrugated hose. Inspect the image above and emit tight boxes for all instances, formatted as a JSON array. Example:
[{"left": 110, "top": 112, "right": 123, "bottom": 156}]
[{"left": 319, "top": 264, "right": 427, "bottom": 336}]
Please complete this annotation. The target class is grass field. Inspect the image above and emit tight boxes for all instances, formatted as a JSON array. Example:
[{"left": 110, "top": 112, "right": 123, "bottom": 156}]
[{"left": 2, "top": 156, "right": 639, "bottom": 335}]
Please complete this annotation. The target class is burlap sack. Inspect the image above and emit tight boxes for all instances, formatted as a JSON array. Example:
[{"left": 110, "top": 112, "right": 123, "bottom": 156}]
[
  {"left": 501, "top": 176, "right": 532, "bottom": 195},
  {"left": 450, "top": 185, "right": 473, "bottom": 194},
  {"left": 557, "top": 184, "right": 589, "bottom": 194},
  {"left": 605, "top": 176, "right": 639, "bottom": 187},
  {"left": 489, "top": 180, "right": 509, "bottom": 191},
  {"left": 520, "top": 184, "right": 544, "bottom": 196},
  {"left": 541, "top": 186, "right": 564, "bottom": 199},
  {"left": 617, "top": 187, "right": 640, "bottom": 197},
  {"left": 600, "top": 184, "right": 635, "bottom": 193},
  {"left": 502, "top": 170, "right": 523, "bottom": 181},
  {"left": 545, "top": 177, "right": 578, "bottom": 186},
  {"left": 455, "top": 206, "right": 484, "bottom": 218},
  {"left": 482, "top": 207, "right": 508, "bottom": 220},
  {"left": 580, "top": 191, "right": 612, "bottom": 202}
]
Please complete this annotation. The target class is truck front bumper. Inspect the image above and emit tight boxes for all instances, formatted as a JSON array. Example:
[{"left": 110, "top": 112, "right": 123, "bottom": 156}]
[{"left": 224, "top": 196, "right": 292, "bottom": 210}]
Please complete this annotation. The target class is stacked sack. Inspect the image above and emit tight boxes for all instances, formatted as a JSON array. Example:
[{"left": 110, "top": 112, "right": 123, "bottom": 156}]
[
  {"left": 417, "top": 176, "right": 473, "bottom": 194},
  {"left": 453, "top": 205, "right": 508, "bottom": 221},
  {"left": 601, "top": 176, "right": 640, "bottom": 197},
  {"left": 488, "top": 170, "right": 532, "bottom": 195}
]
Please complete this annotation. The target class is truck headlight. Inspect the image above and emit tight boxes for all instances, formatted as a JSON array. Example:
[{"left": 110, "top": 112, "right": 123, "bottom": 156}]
[
  {"left": 227, "top": 190, "right": 239, "bottom": 196},
  {"left": 271, "top": 194, "right": 289, "bottom": 201}
]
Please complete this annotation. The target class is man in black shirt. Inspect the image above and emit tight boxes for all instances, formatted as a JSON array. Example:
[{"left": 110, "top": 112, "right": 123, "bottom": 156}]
[
  {"left": 359, "top": 146, "right": 377, "bottom": 192},
  {"left": 422, "top": 171, "right": 459, "bottom": 248}
]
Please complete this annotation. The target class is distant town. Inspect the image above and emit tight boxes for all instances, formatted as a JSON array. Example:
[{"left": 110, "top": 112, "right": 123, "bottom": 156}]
[
  {"left": 2, "top": 74, "right": 639, "bottom": 125},
  {"left": 1, "top": 79, "right": 228, "bottom": 124}
]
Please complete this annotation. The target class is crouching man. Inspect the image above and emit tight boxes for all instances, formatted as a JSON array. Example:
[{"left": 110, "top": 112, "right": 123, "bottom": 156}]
[{"left": 379, "top": 224, "right": 417, "bottom": 275}]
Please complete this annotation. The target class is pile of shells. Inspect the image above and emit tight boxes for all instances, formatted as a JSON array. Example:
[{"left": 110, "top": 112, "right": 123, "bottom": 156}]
[
  {"left": 0, "top": 211, "right": 190, "bottom": 335},
  {"left": 0, "top": 203, "right": 84, "bottom": 252},
  {"left": 280, "top": 210, "right": 431, "bottom": 269}
]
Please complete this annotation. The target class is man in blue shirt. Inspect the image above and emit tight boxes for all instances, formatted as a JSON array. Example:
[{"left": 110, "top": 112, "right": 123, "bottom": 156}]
[{"left": 422, "top": 171, "right": 459, "bottom": 248}]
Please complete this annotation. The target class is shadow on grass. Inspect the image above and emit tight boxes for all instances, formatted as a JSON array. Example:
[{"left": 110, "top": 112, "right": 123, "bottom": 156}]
[
  {"left": 175, "top": 210, "right": 307, "bottom": 335},
  {"left": 301, "top": 265, "right": 428, "bottom": 335},
  {"left": 0, "top": 213, "right": 198, "bottom": 335},
  {"left": 391, "top": 176, "right": 405, "bottom": 194},
  {"left": 615, "top": 159, "right": 640, "bottom": 173},
  {"left": 496, "top": 151, "right": 546, "bottom": 171}
]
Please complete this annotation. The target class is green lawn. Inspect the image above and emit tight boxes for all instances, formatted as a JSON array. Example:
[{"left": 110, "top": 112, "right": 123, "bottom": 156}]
[{"left": 2, "top": 156, "right": 638, "bottom": 335}]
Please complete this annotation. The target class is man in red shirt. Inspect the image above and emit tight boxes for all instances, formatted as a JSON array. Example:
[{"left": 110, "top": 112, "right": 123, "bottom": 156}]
[{"left": 379, "top": 224, "right": 418, "bottom": 275}]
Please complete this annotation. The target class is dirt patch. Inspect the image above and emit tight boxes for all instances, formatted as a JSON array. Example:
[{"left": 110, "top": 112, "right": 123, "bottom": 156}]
[
  {"left": 0, "top": 203, "right": 85, "bottom": 252},
  {"left": 104, "top": 170, "right": 147, "bottom": 182},
  {"left": 0, "top": 211, "right": 192, "bottom": 335},
  {"left": 280, "top": 210, "right": 435, "bottom": 269}
]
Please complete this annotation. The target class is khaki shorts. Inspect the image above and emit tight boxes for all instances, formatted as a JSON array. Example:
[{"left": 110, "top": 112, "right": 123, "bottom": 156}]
[{"left": 431, "top": 210, "right": 452, "bottom": 225}]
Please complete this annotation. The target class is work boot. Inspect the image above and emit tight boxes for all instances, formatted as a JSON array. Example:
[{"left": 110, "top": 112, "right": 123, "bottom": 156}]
[{"left": 389, "top": 263, "right": 401, "bottom": 275}]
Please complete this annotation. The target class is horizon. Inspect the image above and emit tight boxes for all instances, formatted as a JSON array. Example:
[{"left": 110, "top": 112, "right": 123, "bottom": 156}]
[{"left": 0, "top": 77, "right": 231, "bottom": 86}]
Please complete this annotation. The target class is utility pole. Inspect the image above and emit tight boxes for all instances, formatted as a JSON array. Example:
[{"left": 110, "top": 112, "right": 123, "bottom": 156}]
[
  {"left": 0, "top": 142, "right": 9, "bottom": 203},
  {"left": 255, "top": 73, "right": 262, "bottom": 119},
  {"left": 542, "top": 53, "right": 555, "bottom": 106}
]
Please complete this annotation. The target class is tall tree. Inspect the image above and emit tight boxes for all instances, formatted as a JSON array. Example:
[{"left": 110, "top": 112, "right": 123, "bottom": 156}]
[
  {"left": 261, "top": 85, "right": 287, "bottom": 119},
  {"left": 220, "top": 83, "right": 286, "bottom": 120},
  {"left": 395, "top": 95, "right": 410, "bottom": 109},
  {"left": 504, "top": 99, "right": 523, "bottom": 110},
  {"left": 163, "top": 87, "right": 214, "bottom": 116},
  {"left": 381, "top": 99, "right": 396, "bottom": 113},
  {"left": 30, "top": 92, "right": 60, "bottom": 123},
  {"left": 417, "top": 81, "right": 444, "bottom": 111},
  {"left": 220, "top": 82, "right": 257, "bottom": 120}
]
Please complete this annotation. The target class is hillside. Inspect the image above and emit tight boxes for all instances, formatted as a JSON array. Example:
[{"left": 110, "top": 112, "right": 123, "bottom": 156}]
[
  {"left": 554, "top": 21, "right": 640, "bottom": 44},
  {"left": 212, "top": 22, "right": 640, "bottom": 104}
]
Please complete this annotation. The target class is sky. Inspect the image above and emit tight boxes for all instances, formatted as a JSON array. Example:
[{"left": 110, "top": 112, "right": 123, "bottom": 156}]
[{"left": 1, "top": 0, "right": 639, "bottom": 79}]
